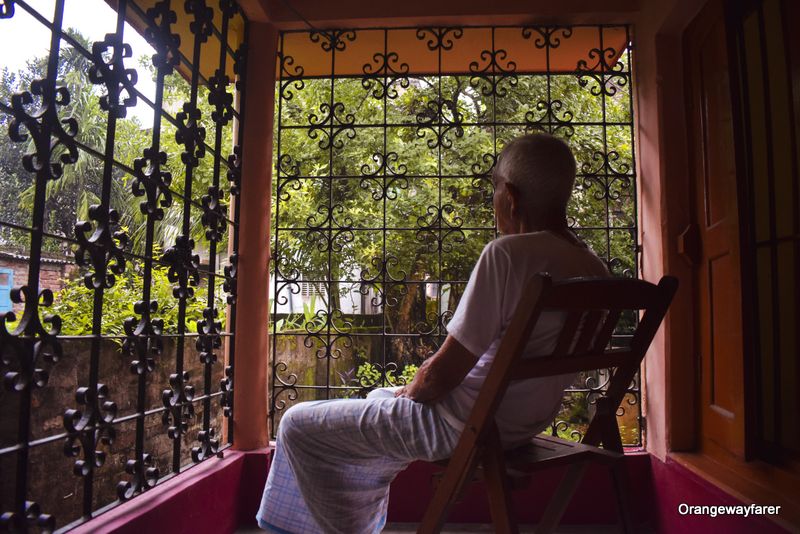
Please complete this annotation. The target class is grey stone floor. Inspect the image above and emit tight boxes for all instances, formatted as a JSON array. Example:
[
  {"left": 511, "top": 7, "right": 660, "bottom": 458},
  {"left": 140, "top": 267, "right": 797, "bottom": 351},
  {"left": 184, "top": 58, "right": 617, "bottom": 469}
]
[
  {"left": 382, "top": 525, "right": 623, "bottom": 533},
  {"left": 238, "top": 524, "right": 626, "bottom": 533}
]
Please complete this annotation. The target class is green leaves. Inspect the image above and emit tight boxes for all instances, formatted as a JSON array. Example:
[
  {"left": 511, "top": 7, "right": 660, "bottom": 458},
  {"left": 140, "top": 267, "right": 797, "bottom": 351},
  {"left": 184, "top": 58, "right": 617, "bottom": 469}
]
[
  {"left": 52, "top": 262, "right": 226, "bottom": 343},
  {"left": 354, "top": 361, "right": 418, "bottom": 388}
]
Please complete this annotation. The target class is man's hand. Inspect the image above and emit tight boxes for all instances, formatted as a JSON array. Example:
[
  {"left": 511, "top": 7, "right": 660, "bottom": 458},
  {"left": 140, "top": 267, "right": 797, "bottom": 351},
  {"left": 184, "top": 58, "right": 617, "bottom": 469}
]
[{"left": 398, "top": 335, "right": 477, "bottom": 404}]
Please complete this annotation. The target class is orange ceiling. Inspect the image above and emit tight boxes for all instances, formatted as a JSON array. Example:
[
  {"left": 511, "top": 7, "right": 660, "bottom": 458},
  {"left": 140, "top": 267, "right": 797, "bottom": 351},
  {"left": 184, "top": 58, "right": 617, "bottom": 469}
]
[
  {"left": 106, "top": 0, "right": 245, "bottom": 82},
  {"left": 278, "top": 26, "right": 628, "bottom": 77},
  {"left": 106, "top": 1, "right": 627, "bottom": 80}
]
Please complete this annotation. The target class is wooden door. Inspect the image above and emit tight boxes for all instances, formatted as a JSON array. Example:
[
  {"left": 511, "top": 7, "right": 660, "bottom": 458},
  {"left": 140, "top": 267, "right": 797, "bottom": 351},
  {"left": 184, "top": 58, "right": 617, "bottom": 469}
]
[{"left": 684, "top": 0, "right": 746, "bottom": 459}]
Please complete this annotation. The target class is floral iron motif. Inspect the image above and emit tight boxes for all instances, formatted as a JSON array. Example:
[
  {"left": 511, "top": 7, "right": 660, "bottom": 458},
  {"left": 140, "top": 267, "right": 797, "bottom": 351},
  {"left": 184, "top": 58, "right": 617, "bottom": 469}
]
[{"left": 64, "top": 384, "right": 117, "bottom": 477}]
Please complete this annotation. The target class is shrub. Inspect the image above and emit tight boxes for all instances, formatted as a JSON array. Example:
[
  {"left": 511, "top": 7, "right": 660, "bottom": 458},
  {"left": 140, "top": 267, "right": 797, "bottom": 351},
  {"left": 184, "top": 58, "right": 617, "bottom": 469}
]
[
  {"left": 52, "top": 261, "right": 225, "bottom": 343},
  {"left": 353, "top": 361, "right": 419, "bottom": 388}
]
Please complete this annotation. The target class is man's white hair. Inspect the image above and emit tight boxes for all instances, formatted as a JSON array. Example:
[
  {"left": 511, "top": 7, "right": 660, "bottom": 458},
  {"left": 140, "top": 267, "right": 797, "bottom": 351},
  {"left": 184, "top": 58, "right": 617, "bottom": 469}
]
[{"left": 494, "top": 133, "right": 576, "bottom": 226}]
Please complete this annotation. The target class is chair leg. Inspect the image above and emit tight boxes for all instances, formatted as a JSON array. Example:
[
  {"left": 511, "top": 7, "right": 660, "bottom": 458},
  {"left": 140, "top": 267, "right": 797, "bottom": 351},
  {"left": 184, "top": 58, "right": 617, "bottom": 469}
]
[
  {"left": 610, "top": 460, "right": 635, "bottom": 533},
  {"left": 535, "top": 461, "right": 588, "bottom": 534},
  {"left": 418, "top": 447, "right": 480, "bottom": 534},
  {"left": 483, "top": 435, "right": 519, "bottom": 534}
]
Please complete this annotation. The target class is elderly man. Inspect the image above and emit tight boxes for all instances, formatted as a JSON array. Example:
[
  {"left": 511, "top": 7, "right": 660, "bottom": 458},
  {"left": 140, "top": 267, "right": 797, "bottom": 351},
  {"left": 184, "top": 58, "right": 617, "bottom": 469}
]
[{"left": 257, "top": 134, "right": 608, "bottom": 533}]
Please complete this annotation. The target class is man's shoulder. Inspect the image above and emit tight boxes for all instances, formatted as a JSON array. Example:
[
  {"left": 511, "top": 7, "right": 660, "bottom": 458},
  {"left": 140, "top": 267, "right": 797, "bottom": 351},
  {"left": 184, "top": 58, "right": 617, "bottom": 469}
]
[
  {"left": 490, "top": 232, "right": 563, "bottom": 254},
  {"left": 491, "top": 232, "right": 609, "bottom": 276}
]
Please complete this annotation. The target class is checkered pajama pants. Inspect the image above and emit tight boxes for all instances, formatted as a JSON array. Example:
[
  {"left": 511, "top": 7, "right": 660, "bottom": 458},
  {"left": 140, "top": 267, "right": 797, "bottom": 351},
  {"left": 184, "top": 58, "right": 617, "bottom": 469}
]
[{"left": 256, "top": 387, "right": 461, "bottom": 534}]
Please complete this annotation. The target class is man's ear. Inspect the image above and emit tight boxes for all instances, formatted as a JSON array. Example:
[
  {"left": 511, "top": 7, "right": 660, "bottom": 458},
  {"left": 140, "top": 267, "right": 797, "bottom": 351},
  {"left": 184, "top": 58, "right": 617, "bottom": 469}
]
[{"left": 505, "top": 182, "right": 522, "bottom": 218}]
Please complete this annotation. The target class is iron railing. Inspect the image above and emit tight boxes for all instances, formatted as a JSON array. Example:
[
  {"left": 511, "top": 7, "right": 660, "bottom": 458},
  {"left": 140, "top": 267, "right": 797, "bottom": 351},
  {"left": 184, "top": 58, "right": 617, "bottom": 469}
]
[
  {"left": 0, "top": 0, "right": 246, "bottom": 530},
  {"left": 270, "top": 26, "right": 640, "bottom": 444}
]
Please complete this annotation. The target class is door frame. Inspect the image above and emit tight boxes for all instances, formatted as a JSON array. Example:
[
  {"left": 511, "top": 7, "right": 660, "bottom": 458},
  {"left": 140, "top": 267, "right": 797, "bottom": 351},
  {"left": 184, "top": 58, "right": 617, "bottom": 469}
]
[{"left": 682, "top": 0, "right": 750, "bottom": 461}]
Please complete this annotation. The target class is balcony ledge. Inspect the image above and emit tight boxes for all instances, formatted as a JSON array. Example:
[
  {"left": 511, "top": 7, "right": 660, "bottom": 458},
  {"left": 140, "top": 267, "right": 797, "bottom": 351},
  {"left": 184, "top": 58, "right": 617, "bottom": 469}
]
[{"left": 69, "top": 448, "right": 790, "bottom": 533}]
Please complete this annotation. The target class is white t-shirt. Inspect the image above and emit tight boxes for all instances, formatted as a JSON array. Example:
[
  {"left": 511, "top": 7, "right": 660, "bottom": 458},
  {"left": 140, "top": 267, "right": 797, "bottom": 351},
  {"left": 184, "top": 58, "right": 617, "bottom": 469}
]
[{"left": 437, "top": 231, "right": 609, "bottom": 446}]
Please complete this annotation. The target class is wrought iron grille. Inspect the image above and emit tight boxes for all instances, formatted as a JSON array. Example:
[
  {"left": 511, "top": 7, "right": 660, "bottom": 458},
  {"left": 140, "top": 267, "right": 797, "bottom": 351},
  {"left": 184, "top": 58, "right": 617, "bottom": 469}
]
[
  {"left": 0, "top": 0, "right": 246, "bottom": 530},
  {"left": 271, "top": 26, "right": 640, "bottom": 444}
]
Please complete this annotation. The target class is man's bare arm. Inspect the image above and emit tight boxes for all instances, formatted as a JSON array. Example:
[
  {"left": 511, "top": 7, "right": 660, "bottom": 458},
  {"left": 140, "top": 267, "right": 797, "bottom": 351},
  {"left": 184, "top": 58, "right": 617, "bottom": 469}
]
[{"left": 395, "top": 335, "right": 478, "bottom": 403}]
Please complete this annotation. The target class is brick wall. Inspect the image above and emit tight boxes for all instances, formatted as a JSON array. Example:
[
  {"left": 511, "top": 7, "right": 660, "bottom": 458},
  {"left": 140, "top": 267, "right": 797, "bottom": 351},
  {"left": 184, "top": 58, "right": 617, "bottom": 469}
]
[
  {"left": 0, "top": 253, "right": 76, "bottom": 314},
  {"left": 0, "top": 338, "right": 227, "bottom": 529}
]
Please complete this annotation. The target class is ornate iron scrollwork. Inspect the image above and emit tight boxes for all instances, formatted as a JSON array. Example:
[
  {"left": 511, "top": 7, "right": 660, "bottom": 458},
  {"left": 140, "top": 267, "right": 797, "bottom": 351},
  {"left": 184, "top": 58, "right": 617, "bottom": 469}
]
[
  {"left": 470, "top": 153, "right": 497, "bottom": 178},
  {"left": 359, "top": 152, "right": 409, "bottom": 201},
  {"left": 117, "top": 453, "right": 159, "bottom": 500},
  {"left": 220, "top": 365, "right": 233, "bottom": 417},
  {"left": 415, "top": 27, "right": 463, "bottom": 51},
  {"left": 233, "top": 42, "right": 248, "bottom": 92},
  {"left": 227, "top": 146, "right": 241, "bottom": 195},
  {"left": 88, "top": 34, "right": 138, "bottom": 118},
  {"left": 175, "top": 102, "right": 206, "bottom": 168},
  {"left": 415, "top": 205, "right": 465, "bottom": 254},
  {"left": 278, "top": 52, "right": 305, "bottom": 101},
  {"left": 308, "top": 102, "right": 356, "bottom": 150},
  {"left": 0, "top": 500, "right": 54, "bottom": 533},
  {"left": 162, "top": 371, "right": 195, "bottom": 440},
  {"left": 362, "top": 52, "right": 410, "bottom": 100},
  {"left": 309, "top": 29, "right": 356, "bottom": 52},
  {"left": 9, "top": 81, "right": 79, "bottom": 182},
  {"left": 184, "top": 0, "right": 215, "bottom": 43},
  {"left": 0, "top": 0, "right": 250, "bottom": 525},
  {"left": 144, "top": 0, "right": 181, "bottom": 73},
  {"left": 191, "top": 428, "right": 219, "bottom": 462},
  {"left": 219, "top": 0, "right": 239, "bottom": 18},
  {"left": 0, "top": 286, "right": 62, "bottom": 391},
  {"left": 162, "top": 234, "right": 200, "bottom": 299},
  {"left": 0, "top": 0, "right": 15, "bottom": 18},
  {"left": 223, "top": 253, "right": 238, "bottom": 304},
  {"left": 415, "top": 98, "right": 464, "bottom": 149},
  {"left": 64, "top": 384, "right": 117, "bottom": 477},
  {"left": 576, "top": 46, "right": 629, "bottom": 97},
  {"left": 521, "top": 25, "right": 573, "bottom": 49},
  {"left": 74, "top": 206, "right": 129, "bottom": 290},
  {"left": 122, "top": 300, "right": 164, "bottom": 375},
  {"left": 200, "top": 186, "right": 227, "bottom": 242},
  {"left": 132, "top": 146, "right": 173, "bottom": 219},
  {"left": 196, "top": 307, "right": 222, "bottom": 365},
  {"left": 208, "top": 69, "right": 234, "bottom": 125},
  {"left": 524, "top": 100, "right": 575, "bottom": 138},
  {"left": 581, "top": 150, "right": 631, "bottom": 179},
  {"left": 468, "top": 49, "right": 518, "bottom": 98}
]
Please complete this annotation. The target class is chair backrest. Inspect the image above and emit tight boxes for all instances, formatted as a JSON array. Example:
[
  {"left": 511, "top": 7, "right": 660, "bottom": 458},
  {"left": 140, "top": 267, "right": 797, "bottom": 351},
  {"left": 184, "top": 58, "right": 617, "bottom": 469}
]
[{"left": 460, "top": 274, "right": 678, "bottom": 453}]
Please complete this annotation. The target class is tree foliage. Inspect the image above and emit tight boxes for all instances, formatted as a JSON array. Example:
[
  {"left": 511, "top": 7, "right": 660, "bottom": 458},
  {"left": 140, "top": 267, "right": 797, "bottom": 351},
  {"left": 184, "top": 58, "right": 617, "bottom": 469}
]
[
  {"left": 0, "top": 29, "right": 233, "bottom": 256},
  {"left": 270, "top": 59, "right": 638, "bottom": 371},
  {"left": 0, "top": 29, "right": 234, "bottom": 336},
  {"left": 53, "top": 250, "right": 224, "bottom": 339}
]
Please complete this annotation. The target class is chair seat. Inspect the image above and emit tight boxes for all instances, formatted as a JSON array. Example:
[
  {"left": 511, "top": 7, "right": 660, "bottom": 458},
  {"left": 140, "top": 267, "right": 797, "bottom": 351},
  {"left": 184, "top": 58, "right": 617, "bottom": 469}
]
[
  {"left": 504, "top": 435, "right": 622, "bottom": 474},
  {"left": 433, "top": 434, "right": 622, "bottom": 475}
]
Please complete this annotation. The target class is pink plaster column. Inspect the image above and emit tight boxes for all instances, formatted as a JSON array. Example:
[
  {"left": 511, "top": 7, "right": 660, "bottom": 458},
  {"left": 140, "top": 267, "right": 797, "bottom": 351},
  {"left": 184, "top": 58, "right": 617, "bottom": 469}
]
[{"left": 232, "top": 21, "right": 278, "bottom": 450}]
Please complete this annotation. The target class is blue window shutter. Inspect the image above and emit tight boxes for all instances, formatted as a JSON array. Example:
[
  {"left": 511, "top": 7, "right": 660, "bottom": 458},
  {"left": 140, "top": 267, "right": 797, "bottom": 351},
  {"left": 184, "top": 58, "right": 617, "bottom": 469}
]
[{"left": 0, "top": 268, "right": 13, "bottom": 313}]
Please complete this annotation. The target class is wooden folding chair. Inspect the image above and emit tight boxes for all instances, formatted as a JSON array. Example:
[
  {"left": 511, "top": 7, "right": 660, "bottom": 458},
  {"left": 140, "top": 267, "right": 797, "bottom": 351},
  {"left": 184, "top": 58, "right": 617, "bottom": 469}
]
[{"left": 418, "top": 274, "right": 678, "bottom": 534}]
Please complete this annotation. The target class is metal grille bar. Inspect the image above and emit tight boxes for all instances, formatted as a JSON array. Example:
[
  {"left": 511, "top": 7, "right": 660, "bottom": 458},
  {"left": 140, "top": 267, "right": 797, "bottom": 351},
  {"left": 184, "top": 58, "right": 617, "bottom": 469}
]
[{"left": 0, "top": 0, "right": 247, "bottom": 530}]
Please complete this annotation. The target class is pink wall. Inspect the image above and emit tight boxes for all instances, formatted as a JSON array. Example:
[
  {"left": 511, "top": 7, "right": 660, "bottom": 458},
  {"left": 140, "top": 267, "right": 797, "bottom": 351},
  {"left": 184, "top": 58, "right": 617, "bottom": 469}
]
[
  {"left": 70, "top": 450, "right": 271, "bottom": 534},
  {"left": 388, "top": 452, "right": 655, "bottom": 527},
  {"left": 633, "top": 0, "right": 707, "bottom": 458}
]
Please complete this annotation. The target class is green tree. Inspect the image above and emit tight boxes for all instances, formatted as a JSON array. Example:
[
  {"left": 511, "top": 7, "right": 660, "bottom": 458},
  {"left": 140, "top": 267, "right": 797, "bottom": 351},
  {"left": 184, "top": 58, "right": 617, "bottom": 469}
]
[
  {"left": 270, "top": 62, "right": 637, "bottom": 370},
  {"left": 1, "top": 29, "right": 234, "bottom": 257},
  {"left": 0, "top": 68, "right": 33, "bottom": 248}
]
